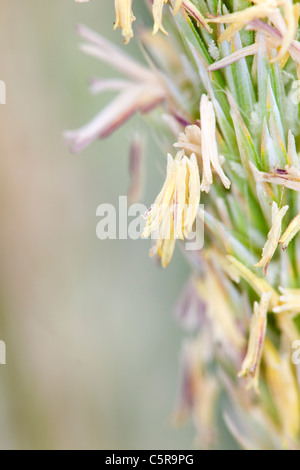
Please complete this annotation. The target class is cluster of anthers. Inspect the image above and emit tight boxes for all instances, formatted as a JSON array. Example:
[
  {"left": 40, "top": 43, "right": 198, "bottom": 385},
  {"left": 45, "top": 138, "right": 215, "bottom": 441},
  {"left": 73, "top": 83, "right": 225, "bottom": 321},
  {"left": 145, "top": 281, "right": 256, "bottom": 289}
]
[{"left": 75, "top": 1, "right": 207, "bottom": 43}]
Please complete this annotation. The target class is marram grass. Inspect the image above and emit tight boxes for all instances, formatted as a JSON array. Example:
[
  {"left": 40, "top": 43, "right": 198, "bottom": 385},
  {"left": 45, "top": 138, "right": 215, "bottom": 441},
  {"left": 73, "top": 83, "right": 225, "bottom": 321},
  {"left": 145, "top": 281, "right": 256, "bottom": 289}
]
[{"left": 68, "top": 0, "right": 300, "bottom": 450}]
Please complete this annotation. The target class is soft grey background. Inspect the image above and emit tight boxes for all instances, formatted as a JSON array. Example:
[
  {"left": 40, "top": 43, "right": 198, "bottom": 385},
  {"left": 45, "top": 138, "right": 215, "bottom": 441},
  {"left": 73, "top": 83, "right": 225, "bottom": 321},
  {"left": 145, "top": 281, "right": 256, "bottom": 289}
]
[{"left": 0, "top": 0, "right": 194, "bottom": 449}]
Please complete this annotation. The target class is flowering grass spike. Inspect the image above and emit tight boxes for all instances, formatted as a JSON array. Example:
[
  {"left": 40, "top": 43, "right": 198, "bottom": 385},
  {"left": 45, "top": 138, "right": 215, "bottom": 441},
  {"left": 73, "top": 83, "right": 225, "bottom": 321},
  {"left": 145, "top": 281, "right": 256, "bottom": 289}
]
[{"left": 69, "top": 0, "right": 300, "bottom": 450}]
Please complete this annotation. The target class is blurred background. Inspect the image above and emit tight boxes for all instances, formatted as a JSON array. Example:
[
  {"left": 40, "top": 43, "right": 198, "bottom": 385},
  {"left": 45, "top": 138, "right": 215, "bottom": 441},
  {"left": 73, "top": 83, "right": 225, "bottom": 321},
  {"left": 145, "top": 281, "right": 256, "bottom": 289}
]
[{"left": 0, "top": 0, "right": 194, "bottom": 449}]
